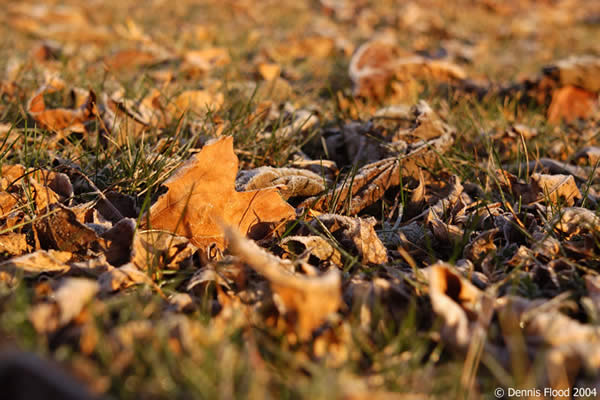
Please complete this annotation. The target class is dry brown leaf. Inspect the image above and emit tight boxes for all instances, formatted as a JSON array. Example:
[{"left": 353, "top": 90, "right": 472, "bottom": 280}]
[
  {"left": 182, "top": 48, "right": 231, "bottom": 75},
  {"left": 552, "top": 207, "right": 600, "bottom": 238},
  {"left": 28, "top": 85, "right": 96, "bottom": 133},
  {"left": 0, "top": 192, "right": 18, "bottom": 219},
  {"left": 574, "top": 146, "right": 600, "bottom": 166},
  {"left": 281, "top": 235, "right": 342, "bottom": 266},
  {"left": 34, "top": 203, "right": 101, "bottom": 253},
  {"left": 167, "top": 293, "right": 195, "bottom": 313},
  {"left": 310, "top": 214, "right": 388, "bottom": 264},
  {"left": 236, "top": 167, "right": 326, "bottom": 199},
  {"left": 103, "top": 49, "right": 161, "bottom": 71},
  {"left": 147, "top": 136, "right": 295, "bottom": 249},
  {"left": 166, "top": 90, "right": 224, "bottom": 118},
  {"left": 428, "top": 263, "right": 494, "bottom": 350},
  {"left": 495, "top": 169, "right": 539, "bottom": 204},
  {"left": 427, "top": 213, "right": 464, "bottom": 244},
  {"left": 131, "top": 230, "right": 196, "bottom": 271},
  {"left": 400, "top": 100, "right": 453, "bottom": 141},
  {"left": 29, "top": 278, "right": 98, "bottom": 334},
  {"left": 254, "top": 77, "right": 293, "bottom": 103},
  {"left": 98, "top": 263, "right": 153, "bottom": 293},
  {"left": 101, "top": 93, "right": 148, "bottom": 144},
  {"left": 267, "top": 36, "right": 334, "bottom": 62},
  {"left": 1, "top": 164, "right": 62, "bottom": 213},
  {"left": 0, "top": 233, "right": 31, "bottom": 256},
  {"left": 531, "top": 173, "right": 581, "bottom": 206},
  {"left": 223, "top": 224, "right": 341, "bottom": 340},
  {"left": 547, "top": 85, "right": 597, "bottom": 124},
  {"left": 497, "top": 296, "right": 600, "bottom": 388},
  {"left": 8, "top": 3, "right": 112, "bottom": 43},
  {"left": 101, "top": 218, "right": 136, "bottom": 266},
  {"left": 70, "top": 254, "right": 114, "bottom": 277},
  {"left": 300, "top": 109, "right": 454, "bottom": 214},
  {"left": 544, "top": 56, "right": 600, "bottom": 92},
  {"left": 325, "top": 121, "right": 386, "bottom": 166},
  {"left": 463, "top": 229, "right": 498, "bottom": 261},
  {"left": 0, "top": 250, "right": 72, "bottom": 282},
  {"left": 349, "top": 38, "right": 465, "bottom": 99},
  {"left": 272, "top": 109, "right": 319, "bottom": 140}
]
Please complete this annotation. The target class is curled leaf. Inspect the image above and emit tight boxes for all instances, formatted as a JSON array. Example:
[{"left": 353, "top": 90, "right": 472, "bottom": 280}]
[
  {"left": 0, "top": 250, "right": 72, "bottom": 282},
  {"left": 236, "top": 167, "right": 326, "bottom": 199},
  {"left": 223, "top": 224, "right": 341, "bottom": 340},
  {"left": 350, "top": 38, "right": 465, "bottom": 100},
  {"left": 428, "top": 263, "right": 494, "bottom": 350},
  {"left": 28, "top": 85, "right": 96, "bottom": 132},
  {"left": 531, "top": 173, "right": 581, "bottom": 206},
  {"left": 281, "top": 235, "right": 342, "bottom": 266},
  {"left": 29, "top": 278, "right": 98, "bottom": 334},
  {"left": 310, "top": 214, "right": 388, "bottom": 265}
]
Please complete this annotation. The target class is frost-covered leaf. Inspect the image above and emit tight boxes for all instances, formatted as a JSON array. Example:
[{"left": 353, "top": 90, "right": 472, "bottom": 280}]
[{"left": 236, "top": 167, "right": 326, "bottom": 199}]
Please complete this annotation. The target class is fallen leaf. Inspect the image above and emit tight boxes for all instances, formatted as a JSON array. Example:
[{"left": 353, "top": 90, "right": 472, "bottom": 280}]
[
  {"left": 309, "top": 214, "right": 388, "bottom": 265},
  {"left": 1, "top": 164, "right": 61, "bottom": 212},
  {"left": 574, "top": 146, "right": 600, "bottom": 166},
  {"left": 101, "top": 93, "right": 148, "bottom": 144},
  {"left": 544, "top": 56, "right": 600, "bottom": 92},
  {"left": 300, "top": 102, "right": 454, "bottom": 214},
  {"left": 552, "top": 207, "right": 600, "bottom": 238},
  {"left": 181, "top": 47, "right": 231, "bottom": 77},
  {"left": 427, "top": 213, "right": 464, "bottom": 244},
  {"left": 147, "top": 136, "right": 296, "bottom": 249},
  {"left": 98, "top": 263, "right": 153, "bottom": 293},
  {"left": 531, "top": 173, "right": 581, "bottom": 206},
  {"left": 257, "top": 62, "right": 281, "bottom": 81},
  {"left": 585, "top": 275, "right": 600, "bottom": 314},
  {"left": 236, "top": 167, "right": 326, "bottom": 199},
  {"left": 103, "top": 49, "right": 162, "bottom": 71},
  {"left": 301, "top": 132, "right": 453, "bottom": 214},
  {"left": 428, "top": 263, "right": 494, "bottom": 350},
  {"left": 166, "top": 90, "right": 224, "bottom": 118},
  {"left": 223, "top": 224, "right": 341, "bottom": 340},
  {"left": 167, "top": 293, "right": 195, "bottom": 313},
  {"left": 101, "top": 218, "right": 136, "bottom": 266},
  {"left": 34, "top": 203, "right": 101, "bottom": 253},
  {"left": 0, "top": 233, "right": 31, "bottom": 256},
  {"left": 132, "top": 230, "right": 196, "bottom": 271},
  {"left": 0, "top": 250, "right": 72, "bottom": 282},
  {"left": 497, "top": 296, "right": 600, "bottom": 390},
  {"left": 349, "top": 38, "right": 465, "bottom": 100},
  {"left": 267, "top": 36, "right": 334, "bottom": 62},
  {"left": 29, "top": 277, "right": 99, "bottom": 333},
  {"left": 28, "top": 85, "right": 96, "bottom": 132},
  {"left": 282, "top": 235, "right": 342, "bottom": 266},
  {"left": 547, "top": 85, "right": 597, "bottom": 124}
]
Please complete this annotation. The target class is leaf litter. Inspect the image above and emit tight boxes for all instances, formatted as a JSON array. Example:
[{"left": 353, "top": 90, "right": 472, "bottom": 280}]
[{"left": 2, "top": 0, "right": 600, "bottom": 399}]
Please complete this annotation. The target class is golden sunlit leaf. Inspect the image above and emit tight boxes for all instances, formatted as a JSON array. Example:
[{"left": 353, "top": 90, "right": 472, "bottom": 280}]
[
  {"left": 547, "top": 85, "right": 597, "bottom": 124},
  {"left": 147, "top": 136, "right": 295, "bottom": 249}
]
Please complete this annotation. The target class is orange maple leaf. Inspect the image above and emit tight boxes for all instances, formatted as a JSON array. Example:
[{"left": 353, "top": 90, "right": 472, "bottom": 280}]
[{"left": 147, "top": 136, "right": 296, "bottom": 249}]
